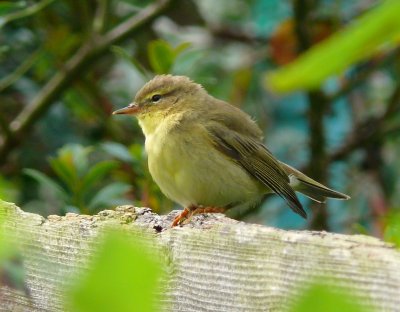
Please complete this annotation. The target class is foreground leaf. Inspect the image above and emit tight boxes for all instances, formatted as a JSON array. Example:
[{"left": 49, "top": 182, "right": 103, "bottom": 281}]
[
  {"left": 384, "top": 212, "right": 400, "bottom": 248},
  {"left": 67, "top": 229, "right": 165, "bottom": 312},
  {"left": 289, "top": 280, "right": 372, "bottom": 312}
]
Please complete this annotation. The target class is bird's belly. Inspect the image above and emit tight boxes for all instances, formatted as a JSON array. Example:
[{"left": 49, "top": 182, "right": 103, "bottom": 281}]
[{"left": 146, "top": 132, "right": 262, "bottom": 208}]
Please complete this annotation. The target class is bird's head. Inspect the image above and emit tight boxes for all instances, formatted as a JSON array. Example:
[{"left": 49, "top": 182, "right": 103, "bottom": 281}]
[{"left": 112, "top": 75, "right": 205, "bottom": 119}]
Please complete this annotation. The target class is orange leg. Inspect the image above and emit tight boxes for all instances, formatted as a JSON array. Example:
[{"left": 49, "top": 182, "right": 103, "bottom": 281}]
[
  {"left": 171, "top": 206, "right": 191, "bottom": 227},
  {"left": 171, "top": 206, "right": 226, "bottom": 227}
]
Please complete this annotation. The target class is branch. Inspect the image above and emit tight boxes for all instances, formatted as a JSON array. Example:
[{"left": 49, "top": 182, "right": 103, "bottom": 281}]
[
  {"left": 0, "top": 114, "right": 11, "bottom": 141},
  {"left": 293, "top": 0, "right": 330, "bottom": 230},
  {"left": 382, "top": 79, "right": 400, "bottom": 119},
  {"left": 0, "top": 49, "right": 41, "bottom": 92},
  {"left": 210, "top": 26, "right": 267, "bottom": 44},
  {"left": 92, "top": 0, "right": 111, "bottom": 34},
  {"left": 329, "top": 82, "right": 400, "bottom": 162},
  {"left": 0, "top": 0, "right": 172, "bottom": 163},
  {"left": 100, "top": 0, "right": 170, "bottom": 47},
  {"left": 0, "top": 0, "right": 56, "bottom": 29},
  {"left": 1, "top": 201, "right": 400, "bottom": 311}
]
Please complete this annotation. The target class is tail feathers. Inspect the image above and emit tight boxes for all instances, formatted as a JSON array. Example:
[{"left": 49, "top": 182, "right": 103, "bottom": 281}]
[
  {"left": 280, "top": 162, "right": 350, "bottom": 203},
  {"left": 295, "top": 178, "right": 350, "bottom": 203}
]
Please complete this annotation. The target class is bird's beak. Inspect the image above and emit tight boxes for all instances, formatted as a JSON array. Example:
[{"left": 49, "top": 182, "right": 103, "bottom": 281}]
[{"left": 112, "top": 103, "right": 140, "bottom": 115}]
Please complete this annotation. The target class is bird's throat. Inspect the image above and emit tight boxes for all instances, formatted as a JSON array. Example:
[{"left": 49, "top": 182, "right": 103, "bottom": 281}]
[{"left": 138, "top": 111, "right": 184, "bottom": 145}]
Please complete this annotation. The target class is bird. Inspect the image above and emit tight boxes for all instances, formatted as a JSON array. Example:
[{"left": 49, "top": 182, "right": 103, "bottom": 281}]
[{"left": 113, "top": 75, "right": 349, "bottom": 226}]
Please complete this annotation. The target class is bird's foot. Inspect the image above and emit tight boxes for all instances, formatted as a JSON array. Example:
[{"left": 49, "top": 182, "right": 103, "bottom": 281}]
[
  {"left": 171, "top": 207, "right": 191, "bottom": 227},
  {"left": 171, "top": 205, "right": 226, "bottom": 227}
]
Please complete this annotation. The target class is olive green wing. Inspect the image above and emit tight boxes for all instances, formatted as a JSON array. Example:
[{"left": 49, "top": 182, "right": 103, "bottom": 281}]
[{"left": 206, "top": 124, "right": 307, "bottom": 219}]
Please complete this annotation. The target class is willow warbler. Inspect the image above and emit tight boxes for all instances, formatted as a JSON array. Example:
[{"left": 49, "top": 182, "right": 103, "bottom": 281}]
[{"left": 113, "top": 75, "right": 349, "bottom": 226}]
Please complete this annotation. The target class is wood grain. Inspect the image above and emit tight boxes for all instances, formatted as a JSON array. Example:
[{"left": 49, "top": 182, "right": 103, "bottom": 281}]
[{"left": 0, "top": 200, "right": 399, "bottom": 311}]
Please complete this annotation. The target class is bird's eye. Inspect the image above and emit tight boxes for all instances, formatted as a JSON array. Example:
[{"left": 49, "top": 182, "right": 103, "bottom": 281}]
[{"left": 151, "top": 94, "right": 162, "bottom": 102}]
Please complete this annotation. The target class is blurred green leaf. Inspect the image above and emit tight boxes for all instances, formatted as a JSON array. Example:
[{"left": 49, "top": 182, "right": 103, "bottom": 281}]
[
  {"left": 174, "top": 42, "right": 192, "bottom": 56},
  {"left": 0, "top": 201, "right": 29, "bottom": 296},
  {"left": 289, "top": 281, "right": 371, "bottom": 312},
  {"left": 80, "top": 160, "right": 118, "bottom": 194},
  {"left": 87, "top": 182, "right": 131, "bottom": 211},
  {"left": 267, "top": 0, "right": 400, "bottom": 92},
  {"left": 68, "top": 145, "right": 92, "bottom": 177},
  {"left": 49, "top": 144, "right": 92, "bottom": 190},
  {"left": 351, "top": 223, "right": 369, "bottom": 235},
  {"left": 110, "top": 45, "right": 134, "bottom": 62},
  {"left": 148, "top": 40, "right": 175, "bottom": 74},
  {"left": 0, "top": 2, "right": 25, "bottom": 16},
  {"left": 0, "top": 205, "right": 14, "bottom": 260},
  {"left": 23, "top": 168, "right": 69, "bottom": 202},
  {"left": 128, "top": 143, "right": 147, "bottom": 171},
  {"left": 147, "top": 40, "right": 191, "bottom": 74},
  {"left": 80, "top": 161, "right": 118, "bottom": 197},
  {"left": 67, "top": 229, "right": 164, "bottom": 312},
  {"left": 49, "top": 157, "right": 77, "bottom": 191},
  {"left": 63, "top": 88, "right": 94, "bottom": 120},
  {"left": 0, "top": 176, "right": 18, "bottom": 202},
  {"left": 25, "top": 143, "right": 132, "bottom": 214},
  {"left": 384, "top": 212, "right": 400, "bottom": 247},
  {"left": 101, "top": 142, "right": 134, "bottom": 163}
]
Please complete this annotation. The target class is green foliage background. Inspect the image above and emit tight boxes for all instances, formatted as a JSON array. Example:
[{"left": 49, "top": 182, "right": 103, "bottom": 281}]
[
  {"left": 3, "top": 1, "right": 398, "bottom": 310},
  {"left": 1, "top": 0, "right": 400, "bottom": 241}
]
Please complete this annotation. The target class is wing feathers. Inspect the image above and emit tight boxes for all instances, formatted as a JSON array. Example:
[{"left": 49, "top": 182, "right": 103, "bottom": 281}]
[{"left": 207, "top": 124, "right": 307, "bottom": 219}]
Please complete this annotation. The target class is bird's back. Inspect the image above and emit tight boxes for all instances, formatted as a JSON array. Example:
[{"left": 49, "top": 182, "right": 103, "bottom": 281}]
[{"left": 201, "top": 96, "right": 264, "bottom": 141}]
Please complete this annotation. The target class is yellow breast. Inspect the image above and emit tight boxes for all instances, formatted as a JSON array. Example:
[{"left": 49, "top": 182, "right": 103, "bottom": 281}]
[{"left": 138, "top": 113, "right": 263, "bottom": 208}]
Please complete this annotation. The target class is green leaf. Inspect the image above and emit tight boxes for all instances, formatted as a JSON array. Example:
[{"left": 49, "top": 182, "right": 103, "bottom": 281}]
[
  {"left": 87, "top": 183, "right": 131, "bottom": 211},
  {"left": 80, "top": 161, "right": 118, "bottom": 197},
  {"left": 68, "top": 144, "right": 92, "bottom": 177},
  {"left": 289, "top": 280, "right": 372, "bottom": 312},
  {"left": 174, "top": 42, "right": 192, "bottom": 56},
  {"left": 23, "top": 168, "right": 68, "bottom": 202},
  {"left": 384, "top": 212, "right": 400, "bottom": 247},
  {"left": 0, "top": 206, "right": 29, "bottom": 297},
  {"left": 148, "top": 40, "right": 175, "bottom": 74},
  {"left": 49, "top": 157, "right": 78, "bottom": 192},
  {"left": 49, "top": 144, "right": 92, "bottom": 190},
  {"left": 67, "top": 229, "right": 165, "bottom": 312},
  {"left": 267, "top": 0, "right": 400, "bottom": 92},
  {"left": 0, "top": 176, "right": 18, "bottom": 202},
  {"left": 128, "top": 143, "right": 147, "bottom": 171},
  {"left": 0, "top": 2, "right": 25, "bottom": 16},
  {"left": 110, "top": 45, "right": 133, "bottom": 62},
  {"left": 101, "top": 142, "right": 133, "bottom": 163}
]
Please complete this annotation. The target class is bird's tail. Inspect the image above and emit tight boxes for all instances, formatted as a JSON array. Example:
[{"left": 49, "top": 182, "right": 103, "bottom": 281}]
[{"left": 280, "top": 162, "right": 350, "bottom": 203}]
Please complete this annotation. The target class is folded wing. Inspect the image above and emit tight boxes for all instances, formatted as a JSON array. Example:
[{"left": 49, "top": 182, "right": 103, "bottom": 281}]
[{"left": 206, "top": 124, "right": 307, "bottom": 219}]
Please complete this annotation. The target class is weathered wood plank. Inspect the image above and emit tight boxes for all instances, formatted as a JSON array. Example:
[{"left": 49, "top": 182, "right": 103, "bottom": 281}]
[{"left": 1, "top": 200, "right": 399, "bottom": 311}]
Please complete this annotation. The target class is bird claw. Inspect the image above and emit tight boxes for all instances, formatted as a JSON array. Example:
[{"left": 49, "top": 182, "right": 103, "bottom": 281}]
[
  {"left": 171, "top": 206, "right": 226, "bottom": 227},
  {"left": 171, "top": 207, "right": 190, "bottom": 227}
]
